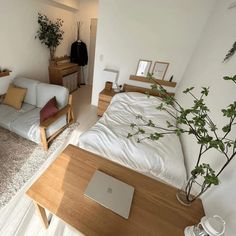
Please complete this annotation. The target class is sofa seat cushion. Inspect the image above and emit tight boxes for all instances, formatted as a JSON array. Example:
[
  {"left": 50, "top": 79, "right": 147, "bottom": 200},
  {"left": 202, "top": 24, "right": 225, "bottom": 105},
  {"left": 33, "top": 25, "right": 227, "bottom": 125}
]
[
  {"left": 0, "top": 103, "right": 35, "bottom": 130},
  {"left": 11, "top": 108, "right": 67, "bottom": 144}
]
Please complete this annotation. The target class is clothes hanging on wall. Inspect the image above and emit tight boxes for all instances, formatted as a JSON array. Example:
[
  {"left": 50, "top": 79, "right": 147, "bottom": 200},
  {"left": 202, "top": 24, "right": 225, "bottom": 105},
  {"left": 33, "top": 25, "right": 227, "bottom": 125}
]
[{"left": 70, "top": 41, "right": 88, "bottom": 66}]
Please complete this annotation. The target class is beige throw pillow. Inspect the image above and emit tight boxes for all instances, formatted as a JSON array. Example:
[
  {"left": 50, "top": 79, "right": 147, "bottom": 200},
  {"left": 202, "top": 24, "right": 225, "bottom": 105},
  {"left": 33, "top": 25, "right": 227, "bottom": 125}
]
[{"left": 3, "top": 84, "right": 27, "bottom": 110}]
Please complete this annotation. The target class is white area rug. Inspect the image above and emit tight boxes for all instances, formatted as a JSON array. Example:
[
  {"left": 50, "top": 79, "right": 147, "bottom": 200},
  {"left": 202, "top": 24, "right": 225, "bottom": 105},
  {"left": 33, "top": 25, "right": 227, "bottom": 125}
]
[{"left": 0, "top": 123, "right": 78, "bottom": 209}]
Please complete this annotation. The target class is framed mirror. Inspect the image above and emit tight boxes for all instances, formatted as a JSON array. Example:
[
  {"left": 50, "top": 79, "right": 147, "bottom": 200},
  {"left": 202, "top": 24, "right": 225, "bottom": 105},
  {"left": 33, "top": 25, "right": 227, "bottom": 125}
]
[
  {"left": 136, "top": 60, "right": 152, "bottom": 77},
  {"left": 152, "top": 61, "right": 169, "bottom": 80}
]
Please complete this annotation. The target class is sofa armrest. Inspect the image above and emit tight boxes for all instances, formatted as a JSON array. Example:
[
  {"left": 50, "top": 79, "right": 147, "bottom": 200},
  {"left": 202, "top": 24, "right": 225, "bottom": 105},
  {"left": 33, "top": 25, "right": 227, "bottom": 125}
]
[
  {"left": 39, "top": 94, "right": 74, "bottom": 151},
  {"left": 40, "top": 104, "right": 71, "bottom": 129}
]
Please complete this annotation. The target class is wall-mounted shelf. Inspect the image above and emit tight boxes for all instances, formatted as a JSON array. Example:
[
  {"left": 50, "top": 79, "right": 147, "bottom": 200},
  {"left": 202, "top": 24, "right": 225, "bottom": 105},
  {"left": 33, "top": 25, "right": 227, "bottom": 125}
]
[
  {"left": 129, "top": 75, "right": 177, "bottom": 88},
  {"left": 0, "top": 71, "right": 10, "bottom": 78}
]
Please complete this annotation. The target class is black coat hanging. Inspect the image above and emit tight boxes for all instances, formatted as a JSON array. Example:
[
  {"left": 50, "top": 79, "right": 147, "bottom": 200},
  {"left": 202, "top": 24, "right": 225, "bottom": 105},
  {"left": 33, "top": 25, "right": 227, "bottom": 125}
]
[
  {"left": 70, "top": 22, "right": 88, "bottom": 66},
  {"left": 70, "top": 41, "right": 88, "bottom": 66}
]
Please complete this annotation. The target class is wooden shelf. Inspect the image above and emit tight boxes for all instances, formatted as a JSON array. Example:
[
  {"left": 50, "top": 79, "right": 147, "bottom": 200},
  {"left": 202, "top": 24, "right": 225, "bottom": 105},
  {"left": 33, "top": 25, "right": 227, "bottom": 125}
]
[
  {"left": 129, "top": 75, "right": 177, "bottom": 88},
  {"left": 0, "top": 71, "right": 10, "bottom": 78}
]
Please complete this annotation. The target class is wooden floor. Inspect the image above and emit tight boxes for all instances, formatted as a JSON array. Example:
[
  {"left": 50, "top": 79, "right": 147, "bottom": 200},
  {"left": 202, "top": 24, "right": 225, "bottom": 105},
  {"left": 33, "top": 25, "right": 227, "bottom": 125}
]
[{"left": 0, "top": 85, "right": 98, "bottom": 236}]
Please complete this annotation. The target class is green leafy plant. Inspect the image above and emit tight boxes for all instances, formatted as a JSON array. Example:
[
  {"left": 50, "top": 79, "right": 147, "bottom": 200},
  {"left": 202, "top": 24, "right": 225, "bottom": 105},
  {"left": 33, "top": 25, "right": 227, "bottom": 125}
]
[
  {"left": 35, "top": 13, "right": 64, "bottom": 59},
  {"left": 224, "top": 41, "right": 236, "bottom": 62},
  {"left": 127, "top": 74, "right": 236, "bottom": 203}
]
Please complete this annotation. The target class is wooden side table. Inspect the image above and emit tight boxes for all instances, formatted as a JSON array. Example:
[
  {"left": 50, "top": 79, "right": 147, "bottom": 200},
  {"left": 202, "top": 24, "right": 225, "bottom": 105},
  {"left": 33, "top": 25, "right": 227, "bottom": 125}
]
[{"left": 97, "top": 89, "right": 119, "bottom": 116}]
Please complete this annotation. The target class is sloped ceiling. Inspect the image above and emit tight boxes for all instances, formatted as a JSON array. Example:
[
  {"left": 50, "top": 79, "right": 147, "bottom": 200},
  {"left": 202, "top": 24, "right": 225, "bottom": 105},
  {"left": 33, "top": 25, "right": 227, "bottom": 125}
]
[{"left": 42, "top": 0, "right": 79, "bottom": 12}]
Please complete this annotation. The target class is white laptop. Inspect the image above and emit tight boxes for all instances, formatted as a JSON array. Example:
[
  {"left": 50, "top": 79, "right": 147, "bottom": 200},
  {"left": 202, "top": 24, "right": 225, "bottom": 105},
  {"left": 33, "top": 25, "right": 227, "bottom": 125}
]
[{"left": 84, "top": 170, "right": 134, "bottom": 219}]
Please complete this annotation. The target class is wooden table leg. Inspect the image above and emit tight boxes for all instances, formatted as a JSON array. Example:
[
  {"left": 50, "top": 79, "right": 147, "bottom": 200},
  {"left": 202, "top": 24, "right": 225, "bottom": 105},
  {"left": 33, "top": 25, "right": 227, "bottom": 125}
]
[{"left": 33, "top": 201, "right": 49, "bottom": 229}]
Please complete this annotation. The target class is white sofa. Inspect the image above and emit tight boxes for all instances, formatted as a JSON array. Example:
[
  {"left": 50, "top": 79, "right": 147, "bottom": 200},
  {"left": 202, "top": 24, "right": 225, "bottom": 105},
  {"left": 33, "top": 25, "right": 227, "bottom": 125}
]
[{"left": 0, "top": 77, "right": 74, "bottom": 150}]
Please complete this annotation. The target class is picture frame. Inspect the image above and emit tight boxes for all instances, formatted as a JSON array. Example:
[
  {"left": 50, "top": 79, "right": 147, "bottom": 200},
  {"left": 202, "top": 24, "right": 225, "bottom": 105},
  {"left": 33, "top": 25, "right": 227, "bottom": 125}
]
[
  {"left": 152, "top": 61, "right": 169, "bottom": 80},
  {"left": 135, "top": 59, "right": 152, "bottom": 77}
]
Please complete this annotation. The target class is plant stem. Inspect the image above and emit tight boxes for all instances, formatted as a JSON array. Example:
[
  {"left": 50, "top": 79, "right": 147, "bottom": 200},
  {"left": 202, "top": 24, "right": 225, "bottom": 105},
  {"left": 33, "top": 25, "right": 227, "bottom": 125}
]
[
  {"left": 216, "top": 152, "right": 236, "bottom": 177},
  {"left": 162, "top": 108, "right": 178, "bottom": 120},
  {"left": 221, "top": 117, "right": 234, "bottom": 140},
  {"left": 196, "top": 144, "right": 204, "bottom": 167}
]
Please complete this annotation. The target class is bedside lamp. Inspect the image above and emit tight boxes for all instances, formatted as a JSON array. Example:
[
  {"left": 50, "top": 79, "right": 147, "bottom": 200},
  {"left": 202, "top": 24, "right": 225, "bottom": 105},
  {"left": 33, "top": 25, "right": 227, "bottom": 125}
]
[{"left": 103, "top": 68, "right": 121, "bottom": 92}]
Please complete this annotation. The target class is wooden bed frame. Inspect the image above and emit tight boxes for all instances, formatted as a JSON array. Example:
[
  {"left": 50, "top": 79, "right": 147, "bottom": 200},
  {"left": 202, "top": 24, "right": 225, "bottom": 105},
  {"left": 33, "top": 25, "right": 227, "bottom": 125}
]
[
  {"left": 129, "top": 75, "right": 177, "bottom": 88},
  {"left": 122, "top": 75, "right": 176, "bottom": 98},
  {"left": 123, "top": 83, "right": 175, "bottom": 98}
]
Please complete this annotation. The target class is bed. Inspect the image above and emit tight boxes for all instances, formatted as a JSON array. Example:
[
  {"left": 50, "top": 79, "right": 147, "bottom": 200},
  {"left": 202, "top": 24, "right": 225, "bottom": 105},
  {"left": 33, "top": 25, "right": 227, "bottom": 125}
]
[{"left": 77, "top": 89, "right": 186, "bottom": 189}]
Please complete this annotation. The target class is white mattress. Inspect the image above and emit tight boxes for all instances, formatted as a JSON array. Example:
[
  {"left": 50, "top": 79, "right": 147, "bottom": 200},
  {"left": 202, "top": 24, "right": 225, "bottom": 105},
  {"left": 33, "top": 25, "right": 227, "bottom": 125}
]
[{"left": 77, "top": 92, "right": 186, "bottom": 188}]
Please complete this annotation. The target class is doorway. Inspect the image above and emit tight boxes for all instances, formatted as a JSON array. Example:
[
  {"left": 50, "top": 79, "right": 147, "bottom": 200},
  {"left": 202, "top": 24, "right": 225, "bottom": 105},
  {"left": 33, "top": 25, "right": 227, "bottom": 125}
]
[{"left": 88, "top": 18, "right": 98, "bottom": 85}]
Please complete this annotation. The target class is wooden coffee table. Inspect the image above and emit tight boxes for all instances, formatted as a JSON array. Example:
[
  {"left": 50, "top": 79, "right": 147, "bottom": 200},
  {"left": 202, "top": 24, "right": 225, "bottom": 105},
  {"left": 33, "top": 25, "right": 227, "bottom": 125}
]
[{"left": 27, "top": 145, "right": 204, "bottom": 236}]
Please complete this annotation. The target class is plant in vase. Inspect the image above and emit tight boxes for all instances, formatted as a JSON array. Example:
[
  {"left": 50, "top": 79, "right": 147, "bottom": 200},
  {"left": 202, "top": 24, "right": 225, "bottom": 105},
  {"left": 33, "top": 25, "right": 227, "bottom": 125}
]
[
  {"left": 35, "top": 13, "right": 64, "bottom": 60},
  {"left": 127, "top": 74, "right": 236, "bottom": 205}
]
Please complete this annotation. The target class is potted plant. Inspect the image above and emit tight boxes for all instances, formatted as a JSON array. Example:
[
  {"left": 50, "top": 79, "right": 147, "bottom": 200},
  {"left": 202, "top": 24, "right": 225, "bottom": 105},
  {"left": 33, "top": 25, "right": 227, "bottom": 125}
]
[
  {"left": 35, "top": 13, "right": 64, "bottom": 60},
  {"left": 127, "top": 74, "right": 236, "bottom": 205}
]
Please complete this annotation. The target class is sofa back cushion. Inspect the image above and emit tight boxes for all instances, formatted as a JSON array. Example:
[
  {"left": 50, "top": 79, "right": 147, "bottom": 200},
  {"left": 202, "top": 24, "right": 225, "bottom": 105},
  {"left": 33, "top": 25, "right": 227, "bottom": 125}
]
[
  {"left": 36, "top": 83, "right": 69, "bottom": 109},
  {"left": 14, "top": 77, "right": 39, "bottom": 106}
]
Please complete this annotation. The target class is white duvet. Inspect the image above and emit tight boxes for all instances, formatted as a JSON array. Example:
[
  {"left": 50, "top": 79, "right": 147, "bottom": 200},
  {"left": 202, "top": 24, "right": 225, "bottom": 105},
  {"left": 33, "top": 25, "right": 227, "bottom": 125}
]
[{"left": 77, "top": 92, "right": 186, "bottom": 188}]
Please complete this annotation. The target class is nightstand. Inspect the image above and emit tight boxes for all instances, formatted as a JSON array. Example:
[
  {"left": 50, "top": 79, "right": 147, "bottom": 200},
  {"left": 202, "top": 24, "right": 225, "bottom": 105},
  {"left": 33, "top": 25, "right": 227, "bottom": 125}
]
[{"left": 97, "top": 89, "right": 118, "bottom": 116}]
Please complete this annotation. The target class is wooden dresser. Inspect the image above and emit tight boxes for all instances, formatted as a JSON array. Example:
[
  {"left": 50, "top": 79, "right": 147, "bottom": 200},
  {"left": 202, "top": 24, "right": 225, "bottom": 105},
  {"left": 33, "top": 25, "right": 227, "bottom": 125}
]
[
  {"left": 48, "top": 56, "right": 80, "bottom": 92},
  {"left": 97, "top": 89, "right": 119, "bottom": 116}
]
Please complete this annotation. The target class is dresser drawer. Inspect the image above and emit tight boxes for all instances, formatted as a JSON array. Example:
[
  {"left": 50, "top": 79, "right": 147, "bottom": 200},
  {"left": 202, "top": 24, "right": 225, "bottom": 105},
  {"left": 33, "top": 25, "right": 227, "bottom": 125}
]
[{"left": 61, "top": 66, "right": 79, "bottom": 77}]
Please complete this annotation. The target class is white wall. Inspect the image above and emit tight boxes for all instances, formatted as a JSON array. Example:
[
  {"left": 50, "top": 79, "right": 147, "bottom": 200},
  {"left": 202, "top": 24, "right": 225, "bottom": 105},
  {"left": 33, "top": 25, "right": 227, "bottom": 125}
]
[
  {"left": 0, "top": 0, "right": 76, "bottom": 90},
  {"left": 175, "top": 0, "right": 236, "bottom": 234},
  {"left": 91, "top": 0, "right": 216, "bottom": 105},
  {"left": 75, "top": 0, "right": 99, "bottom": 84}
]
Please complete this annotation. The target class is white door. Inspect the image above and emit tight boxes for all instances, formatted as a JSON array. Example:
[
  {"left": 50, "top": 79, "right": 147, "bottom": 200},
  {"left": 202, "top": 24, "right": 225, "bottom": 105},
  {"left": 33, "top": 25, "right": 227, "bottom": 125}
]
[{"left": 88, "top": 18, "right": 98, "bottom": 85}]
